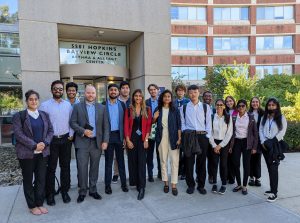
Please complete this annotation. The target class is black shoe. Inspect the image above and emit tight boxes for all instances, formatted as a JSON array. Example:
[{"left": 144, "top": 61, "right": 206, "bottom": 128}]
[
  {"left": 112, "top": 175, "right": 119, "bottom": 184},
  {"left": 267, "top": 194, "right": 277, "bottom": 202},
  {"left": 137, "top": 188, "right": 145, "bottom": 200},
  {"left": 148, "top": 177, "right": 154, "bottom": 182},
  {"left": 209, "top": 176, "right": 214, "bottom": 184},
  {"left": 186, "top": 187, "right": 194, "bottom": 194},
  {"left": 255, "top": 179, "right": 261, "bottom": 187},
  {"left": 77, "top": 195, "right": 85, "bottom": 203},
  {"left": 232, "top": 186, "right": 242, "bottom": 192},
  {"left": 228, "top": 179, "right": 235, "bottom": 184},
  {"left": 197, "top": 187, "right": 207, "bottom": 195},
  {"left": 61, "top": 192, "right": 71, "bottom": 203},
  {"left": 105, "top": 185, "right": 112, "bottom": 195},
  {"left": 242, "top": 188, "right": 248, "bottom": 195},
  {"left": 163, "top": 185, "right": 169, "bottom": 193},
  {"left": 264, "top": 190, "right": 272, "bottom": 196},
  {"left": 121, "top": 185, "right": 129, "bottom": 192},
  {"left": 46, "top": 194, "right": 55, "bottom": 206},
  {"left": 157, "top": 172, "right": 162, "bottom": 180},
  {"left": 89, "top": 192, "right": 102, "bottom": 200},
  {"left": 219, "top": 186, "right": 226, "bottom": 195},
  {"left": 172, "top": 188, "right": 178, "bottom": 196},
  {"left": 211, "top": 185, "right": 218, "bottom": 193},
  {"left": 180, "top": 175, "right": 186, "bottom": 180},
  {"left": 248, "top": 178, "right": 255, "bottom": 186}
]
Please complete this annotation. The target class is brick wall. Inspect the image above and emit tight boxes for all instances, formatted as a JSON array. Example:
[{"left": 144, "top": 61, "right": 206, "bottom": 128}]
[
  {"left": 172, "top": 56, "right": 208, "bottom": 65},
  {"left": 172, "top": 25, "right": 208, "bottom": 35},
  {"left": 213, "top": 26, "right": 251, "bottom": 35},
  {"left": 256, "top": 55, "right": 295, "bottom": 64},
  {"left": 256, "top": 25, "right": 296, "bottom": 34}
]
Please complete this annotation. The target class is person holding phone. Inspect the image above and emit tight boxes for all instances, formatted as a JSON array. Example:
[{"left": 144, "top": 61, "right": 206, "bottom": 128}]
[{"left": 153, "top": 90, "right": 181, "bottom": 196}]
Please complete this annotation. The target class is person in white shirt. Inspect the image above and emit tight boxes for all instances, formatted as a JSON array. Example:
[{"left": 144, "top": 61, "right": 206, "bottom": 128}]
[
  {"left": 209, "top": 99, "right": 233, "bottom": 195},
  {"left": 230, "top": 99, "right": 258, "bottom": 195},
  {"left": 180, "top": 85, "right": 212, "bottom": 195},
  {"left": 259, "top": 97, "right": 287, "bottom": 202}
]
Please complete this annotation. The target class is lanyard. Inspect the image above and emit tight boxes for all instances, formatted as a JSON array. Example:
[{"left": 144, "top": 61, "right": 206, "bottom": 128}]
[{"left": 268, "top": 118, "right": 274, "bottom": 133}]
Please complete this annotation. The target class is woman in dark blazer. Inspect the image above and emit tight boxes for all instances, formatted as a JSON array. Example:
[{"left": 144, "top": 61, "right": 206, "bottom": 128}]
[
  {"left": 124, "top": 89, "right": 152, "bottom": 200},
  {"left": 153, "top": 90, "right": 181, "bottom": 196},
  {"left": 12, "top": 90, "right": 53, "bottom": 215},
  {"left": 248, "top": 97, "right": 264, "bottom": 187},
  {"left": 229, "top": 99, "right": 258, "bottom": 195}
]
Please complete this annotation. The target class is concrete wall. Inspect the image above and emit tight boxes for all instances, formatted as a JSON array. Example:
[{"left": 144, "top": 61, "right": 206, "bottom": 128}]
[{"left": 18, "top": 0, "right": 171, "bottom": 101}]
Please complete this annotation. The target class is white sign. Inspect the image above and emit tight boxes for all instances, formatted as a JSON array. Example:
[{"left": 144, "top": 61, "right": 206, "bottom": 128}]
[{"left": 59, "top": 41, "right": 127, "bottom": 67}]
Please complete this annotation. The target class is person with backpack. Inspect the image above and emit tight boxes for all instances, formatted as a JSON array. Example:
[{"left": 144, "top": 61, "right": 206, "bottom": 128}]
[
  {"left": 153, "top": 90, "right": 181, "bottom": 196},
  {"left": 103, "top": 84, "right": 128, "bottom": 194},
  {"left": 124, "top": 89, "right": 152, "bottom": 200},
  {"left": 209, "top": 99, "right": 233, "bottom": 195},
  {"left": 259, "top": 97, "right": 287, "bottom": 202},
  {"left": 230, "top": 99, "right": 258, "bottom": 195},
  {"left": 180, "top": 85, "right": 212, "bottom": 195},
  {"left": 12, "top": 90, "right": 54, "bottom": 215}
]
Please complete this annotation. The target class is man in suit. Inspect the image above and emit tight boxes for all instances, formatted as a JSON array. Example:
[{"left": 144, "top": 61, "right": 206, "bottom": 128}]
[
  {"left": 70, "top": 85, "right": 109, "bottom": 203},
  {"left": 145, "top": 83, "right": 161, "bottom": 181},
  {"left": 103, "top": 84, "right": 128, "bottom": 194}
]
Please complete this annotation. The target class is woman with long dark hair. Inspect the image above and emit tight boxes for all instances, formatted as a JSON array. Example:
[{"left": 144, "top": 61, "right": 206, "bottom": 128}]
[
  {"left": 124, "top": 89, "right": 152, "bottom": 200},
  {"left": 153, "top": 90, "right": 181, "bottom": 196},
  {"left": 259, "top": 98, "right": 287, "bottom": 202},
  {"left": 248, "top": 97, "right": 264, "bottom": 187},
  {"left": 209, "top": 99, "right": 233, "bottom": 195},
  {"left": 230, "top": 99, "right": 258, "bottom": 195},
  {"left": 12, "top": 90, "right": 53, "bottom": 215},
  {"left": 225, "top": 96, "right": 238, "bottom": 184}
]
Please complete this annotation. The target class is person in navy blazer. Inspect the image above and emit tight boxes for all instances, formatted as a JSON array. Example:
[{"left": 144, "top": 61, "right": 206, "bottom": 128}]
[{"left": 13, "top": 90, "right": 53, "bottom": 215}]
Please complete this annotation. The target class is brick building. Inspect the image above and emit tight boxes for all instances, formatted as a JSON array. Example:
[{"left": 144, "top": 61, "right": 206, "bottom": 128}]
[{"left": 171, "top": 0, "right": 300, "bottom": 85}]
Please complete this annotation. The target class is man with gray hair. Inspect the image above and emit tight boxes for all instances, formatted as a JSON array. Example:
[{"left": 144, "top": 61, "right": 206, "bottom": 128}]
[{"left": 70, "top": 85, "right": 109, "bottom": 203}]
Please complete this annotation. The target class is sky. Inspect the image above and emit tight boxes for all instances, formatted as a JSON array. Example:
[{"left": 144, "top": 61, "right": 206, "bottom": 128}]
[{"left": 0, "top": 0, "right": 18, "bottom": 14}]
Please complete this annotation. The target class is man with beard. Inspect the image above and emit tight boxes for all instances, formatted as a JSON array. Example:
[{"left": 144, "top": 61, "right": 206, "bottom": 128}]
[
  {"left": 70, "top": 85, "right": 109, "bottom": 203},
  {"left": 103, "top": 84, "right": 128, "bottom": 194},
  {"left": 202, "top": 91, "right": 216, "bottom": 185},
  {"left": 40, "top": 80, "right": 74, "bottom": 206},
  {"left": 66, "top": 82, "right": 80, "bottom": 106}
]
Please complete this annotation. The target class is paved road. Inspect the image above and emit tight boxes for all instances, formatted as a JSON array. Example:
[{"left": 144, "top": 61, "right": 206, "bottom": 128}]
[{"left": 1, "top": 153, "right": 300, "bottom": 223}]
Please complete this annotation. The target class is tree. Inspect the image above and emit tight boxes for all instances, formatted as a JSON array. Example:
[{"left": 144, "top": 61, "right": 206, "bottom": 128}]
[
  {"left": 0, "top": 5, "right": 18, "bottom": 23},
  {"left": 204, "top": 65, "right": 228, "bottom": 98}
]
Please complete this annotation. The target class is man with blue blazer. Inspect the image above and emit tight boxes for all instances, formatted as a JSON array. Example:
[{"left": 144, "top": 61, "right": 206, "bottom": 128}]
[
  {"left": 103, "top": 84, "right": 128, "bottom": 194},
  {"left": 70, "top": 85, "right": 109, "bottom": 203}
]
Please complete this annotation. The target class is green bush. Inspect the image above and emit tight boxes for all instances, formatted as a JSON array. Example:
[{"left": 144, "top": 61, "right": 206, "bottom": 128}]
[{"left": 285, "top": 122, "right": 300, "bottom": 151}]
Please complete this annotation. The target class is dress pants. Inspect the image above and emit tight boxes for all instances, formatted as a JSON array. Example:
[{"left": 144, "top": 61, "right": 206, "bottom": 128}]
[
  {"left": 178, "top": 135, "right": 186, "bottom": 176},
  {"left": 263, "top": 149, "right": 279, "bottom": 195},
  {"left": 147, "top": 139, "right": 161, "bottom": 178},
  {"left": 250, "top": 146, "right": 262, "bottom": 179},
  {"left": 185, "top": 134, "right": 209, "bottom": 189},
  {"left": 232, "top": 138, "right": 251, "bottom": 187},
  {"left": 19, "top": 154, "right": 48, "bottom": 209},
  {"left": 207, "top": 143, "right": 214, "bottom": 182},
  {"left": 77, "top": 138, "right": 102, "bottom": 196},
  {"left": 127, "top": 135, "right": 146, "bottom": 190},
  {"left": 227, "top": 153, "right": 236, "bottom": 183},
  {"left": 46, "top": 136, "right": 72, "bottom": 196},
  {"left": 211, "top": 139, "right": 229, "bottom": 185},
  {"left": 113, "top": 154, "right": 119, "bottom": 176},
  {"left": 105, "top": 131, "right": 126, "bottom": 186}
]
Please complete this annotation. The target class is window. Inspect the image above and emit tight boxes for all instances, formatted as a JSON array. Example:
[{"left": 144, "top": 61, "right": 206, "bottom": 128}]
[
  {"left": 171, "top": 6, "right": 206, "bottom": 21},
  {"left": 256, "top": 6, "right": 294, "bottom": 20},
  {"left": 256, "top": 36, "right": 293, "bottom": 50},
  {"left": 0, "top": 0, "right": 18, "bottom": 24},
  {"left": 171, "top": 37, "right": 206, "bottom": 51},
  {"left": 214, "top": 7, "right": 248, "bottom": 21},
  {"left": 0, "top": 33, "right": 20, "bottom": 55},
  {"left": 171, "top": 66, "right": 206, "bottom": 80},
  {"left": 256, "top": 65, "right": 292, "bottom": 79},
  {"left": 214, "top": 37, "right": 248, "bottom": 50}
]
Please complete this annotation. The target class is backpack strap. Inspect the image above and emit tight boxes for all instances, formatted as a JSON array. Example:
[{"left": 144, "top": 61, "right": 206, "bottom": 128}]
[
  {"left": 203, "top": 103, "right": 207, "bottom": 127},
  {"left": 183, "top": 104, "right": 187, "bottom": 120}
]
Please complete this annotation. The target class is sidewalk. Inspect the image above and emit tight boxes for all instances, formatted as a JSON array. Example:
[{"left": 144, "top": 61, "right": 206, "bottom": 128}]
[{"left": 1, "top": 153, "right": 300, "bottom": 223}]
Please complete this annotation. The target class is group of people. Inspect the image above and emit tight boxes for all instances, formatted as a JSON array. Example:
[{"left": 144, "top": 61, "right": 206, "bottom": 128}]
[{"left": 12, "top": 80, "right": 287, "bottom": 216}]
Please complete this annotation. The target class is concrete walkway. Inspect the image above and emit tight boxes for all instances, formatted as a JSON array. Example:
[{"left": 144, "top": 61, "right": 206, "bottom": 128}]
[{"left": 1, "top": 153, "right": 300, "bottom": 223}]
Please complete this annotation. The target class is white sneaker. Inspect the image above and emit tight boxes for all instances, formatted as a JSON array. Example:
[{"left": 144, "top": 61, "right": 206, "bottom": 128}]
[{"left": 267, "top": 194, "right": 277, "bottom": 202}]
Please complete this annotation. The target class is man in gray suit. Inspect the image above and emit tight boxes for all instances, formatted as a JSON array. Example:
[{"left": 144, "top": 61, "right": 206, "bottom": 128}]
[
  {"left": 70, "top": 85, "right": 109, "bottom": 203},
  {"left": 103, "top": 84, "right": 128, "bottom": 194}
]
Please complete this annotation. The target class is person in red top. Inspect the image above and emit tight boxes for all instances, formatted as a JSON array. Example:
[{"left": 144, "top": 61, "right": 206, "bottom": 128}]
[{"left": 124, "top": 89, "right": 152, "bottom": 200}]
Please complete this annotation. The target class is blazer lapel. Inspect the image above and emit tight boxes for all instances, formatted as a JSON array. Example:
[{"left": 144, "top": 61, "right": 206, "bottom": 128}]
[
  {"left": 82, "top": 101, "right": 89, "bottom": 123},
  {"left": 40, "top": 112, "right": 47, "bottom": 139},
  {"left": 24, "top": 113, "right": 33, "bottom": 136}
]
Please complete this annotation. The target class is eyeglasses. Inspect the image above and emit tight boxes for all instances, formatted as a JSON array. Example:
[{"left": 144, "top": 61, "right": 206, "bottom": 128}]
[
  {"left": 53, "top": 87, "right": 63, "bottom": 91},
  {"left": 238, "top": 104, "right": 246, "bottom": 108},
  {"left": 216, "top": 104, "right": 224, "bottom": 107}
]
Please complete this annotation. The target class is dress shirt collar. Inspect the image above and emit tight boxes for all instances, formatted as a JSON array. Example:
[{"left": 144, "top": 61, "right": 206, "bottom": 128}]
[
  {"left": 27, "top": 109, "right": 39, "bottom": 119},
  {"left": 237, "top": 112, "right": 248, "bottom": 119},
  {"left": 151, "top": 97, "right": 157, "bottom": 102},
  {"left": 108, "top": 99, "right": 118, "bottom": 105},
  {"left": 85, "top": 100, "right": 95, "bottom": 106}
]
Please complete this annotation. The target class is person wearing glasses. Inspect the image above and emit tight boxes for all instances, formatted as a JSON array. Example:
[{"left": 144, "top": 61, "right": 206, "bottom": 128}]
[
  {"left": 259, "top": 98, "right": 287, "bottom": 202},
  {"left": 230, "top": 99, "right": 258, "bottom": 195},
  {"left": 40, "top": 80, "right": 74, "bottom": 206},
  {"left": 209, "top": 99, "right": 233, "bottom": 195},
  {"left": 13, "top": 90, "right": 53, "bottom": 215}
]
